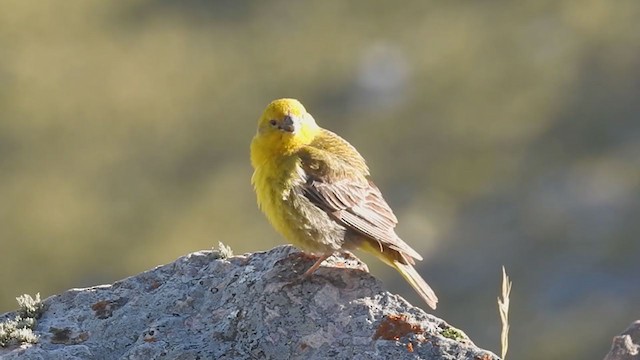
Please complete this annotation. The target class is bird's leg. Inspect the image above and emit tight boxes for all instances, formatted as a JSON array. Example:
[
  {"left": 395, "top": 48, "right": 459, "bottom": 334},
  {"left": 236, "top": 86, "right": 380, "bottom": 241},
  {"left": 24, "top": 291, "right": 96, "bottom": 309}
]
[{"left": 302, "top": 253, "right": 332, "bottom": 278}]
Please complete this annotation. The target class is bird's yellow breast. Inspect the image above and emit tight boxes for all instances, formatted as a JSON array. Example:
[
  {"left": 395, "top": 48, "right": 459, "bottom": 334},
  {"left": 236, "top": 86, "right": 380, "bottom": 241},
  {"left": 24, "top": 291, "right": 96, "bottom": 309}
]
[
  {"left": 251, "top": 153, "right": 345, "bottom": 253},
  {"left": 250, "top": 124, "right": 351, "bottom": 253},
  {"left": 251, "top": 155, "right": 305, "bottom": 242}
]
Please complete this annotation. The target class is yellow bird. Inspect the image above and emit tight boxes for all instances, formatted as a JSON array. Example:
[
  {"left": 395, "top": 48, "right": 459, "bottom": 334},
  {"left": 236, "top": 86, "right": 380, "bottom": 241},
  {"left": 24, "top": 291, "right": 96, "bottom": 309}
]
[{"left": 250, "top": 98, "right": 438, "bottom": 309}]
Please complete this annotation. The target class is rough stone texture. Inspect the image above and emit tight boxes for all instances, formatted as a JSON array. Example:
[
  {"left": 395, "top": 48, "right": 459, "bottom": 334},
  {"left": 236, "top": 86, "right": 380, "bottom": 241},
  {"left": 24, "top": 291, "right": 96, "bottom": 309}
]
[
  {"left": 0, "top": 246, "right": 499, "bottom": 360},
  {"left": 604, "top": 321, "right": 640, "bottom": 360}
]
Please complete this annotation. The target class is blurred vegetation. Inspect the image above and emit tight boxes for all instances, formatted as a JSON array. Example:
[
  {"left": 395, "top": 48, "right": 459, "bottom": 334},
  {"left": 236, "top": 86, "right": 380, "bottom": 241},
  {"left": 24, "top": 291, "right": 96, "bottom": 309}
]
[{"left": 1, "top": 1, "right": 638, "bottom": 359}]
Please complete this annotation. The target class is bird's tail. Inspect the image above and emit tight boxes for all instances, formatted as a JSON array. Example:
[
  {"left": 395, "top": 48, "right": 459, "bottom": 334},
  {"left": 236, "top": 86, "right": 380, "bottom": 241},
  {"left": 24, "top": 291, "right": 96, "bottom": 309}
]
[
  {"left": 392, "top": 260, "right": 438, "bottom": 310},
  {"left": 359, "top": 240, "right": 438, "bottom": 310}
]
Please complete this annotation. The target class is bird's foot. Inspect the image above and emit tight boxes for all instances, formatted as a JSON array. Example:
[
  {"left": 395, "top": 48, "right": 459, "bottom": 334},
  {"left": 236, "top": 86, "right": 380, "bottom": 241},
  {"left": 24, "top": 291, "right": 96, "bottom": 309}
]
[
  {"left": 302, "top": 253, "right": 332, "bottom": 278},
  {"left": 278, "top": 252, "right": 328, "bottom": 279}
]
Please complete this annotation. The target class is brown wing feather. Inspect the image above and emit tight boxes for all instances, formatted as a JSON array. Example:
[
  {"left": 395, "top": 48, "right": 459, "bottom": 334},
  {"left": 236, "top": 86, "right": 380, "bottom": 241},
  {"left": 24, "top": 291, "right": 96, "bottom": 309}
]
[
  {"left": 301, "top": 177, "right": 422, "bottom": 261},
  {"left": 298, "top": 130, "right": 423, "bottom": 261}
]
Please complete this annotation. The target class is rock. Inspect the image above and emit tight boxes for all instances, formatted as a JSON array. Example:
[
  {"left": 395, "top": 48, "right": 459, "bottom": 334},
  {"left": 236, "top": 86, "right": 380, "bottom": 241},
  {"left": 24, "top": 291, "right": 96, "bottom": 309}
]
[
  {"left": 0, "top": 245, "right": 499, "bottom": 359},
  {"left": 604, "top": 321, "right": 640, "bottom": 360}
]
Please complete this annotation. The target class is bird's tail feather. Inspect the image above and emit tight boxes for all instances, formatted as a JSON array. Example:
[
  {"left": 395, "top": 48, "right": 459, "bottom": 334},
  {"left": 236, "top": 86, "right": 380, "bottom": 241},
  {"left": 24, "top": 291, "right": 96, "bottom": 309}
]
[
  {"left": 358, "top": 240, "right": 438, "bottom": 310},
  {"left": 393, "top": 260, "right": 438, "bottom": 310}
]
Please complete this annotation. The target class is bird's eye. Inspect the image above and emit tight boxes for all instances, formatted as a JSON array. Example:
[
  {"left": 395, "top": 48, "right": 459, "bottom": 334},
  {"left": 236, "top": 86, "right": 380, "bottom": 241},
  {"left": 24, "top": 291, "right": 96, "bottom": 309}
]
[{"left": 269, "top": 120, "right": 277, "bottom": 127}]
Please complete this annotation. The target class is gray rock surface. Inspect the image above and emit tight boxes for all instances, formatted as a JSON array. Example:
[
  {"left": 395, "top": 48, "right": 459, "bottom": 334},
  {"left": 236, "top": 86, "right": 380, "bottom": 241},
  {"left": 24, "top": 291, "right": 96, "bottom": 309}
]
[
  {"left": 604, "top": 321, "right": 640, "bottom": 360},
  {"left": 0, "top": 246, "right": 499, "bottom": 359}
]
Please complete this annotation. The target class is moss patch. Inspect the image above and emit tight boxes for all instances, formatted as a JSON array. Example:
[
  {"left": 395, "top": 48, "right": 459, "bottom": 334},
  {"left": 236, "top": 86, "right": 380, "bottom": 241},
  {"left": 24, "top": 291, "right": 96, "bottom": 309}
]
[{"left": 440, "top": 327, "right": 466, "bottom": 341}]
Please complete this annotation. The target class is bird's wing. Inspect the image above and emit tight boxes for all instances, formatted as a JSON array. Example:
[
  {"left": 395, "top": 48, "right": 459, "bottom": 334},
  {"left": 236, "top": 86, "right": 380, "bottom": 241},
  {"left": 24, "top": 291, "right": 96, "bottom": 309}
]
[{"left": 298, "top": 143, "right": 422, "bottom": 261}]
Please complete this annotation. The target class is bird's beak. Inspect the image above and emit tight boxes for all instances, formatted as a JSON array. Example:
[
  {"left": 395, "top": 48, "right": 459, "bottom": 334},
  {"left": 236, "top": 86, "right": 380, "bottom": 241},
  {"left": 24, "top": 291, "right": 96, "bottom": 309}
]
[{"left": 280, "top": 115, "right": 295, "bottom": 133}]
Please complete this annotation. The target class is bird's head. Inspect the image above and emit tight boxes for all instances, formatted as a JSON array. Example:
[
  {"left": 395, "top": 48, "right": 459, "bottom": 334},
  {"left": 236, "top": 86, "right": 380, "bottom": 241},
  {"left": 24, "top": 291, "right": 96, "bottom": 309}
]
[{"left": 253, "top": 98, "right": 321, "bottom": 155}]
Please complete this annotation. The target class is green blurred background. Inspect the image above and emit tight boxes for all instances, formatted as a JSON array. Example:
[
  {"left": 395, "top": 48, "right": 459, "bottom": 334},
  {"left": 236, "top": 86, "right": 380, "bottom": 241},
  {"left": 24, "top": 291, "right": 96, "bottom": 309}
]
[{"left": 1, "top": 1, "right": 639, "bottom": 358}]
